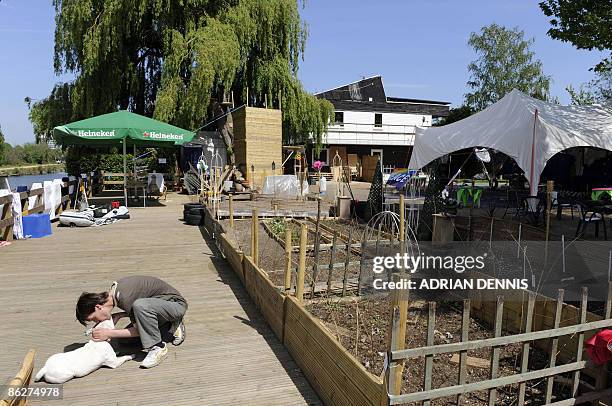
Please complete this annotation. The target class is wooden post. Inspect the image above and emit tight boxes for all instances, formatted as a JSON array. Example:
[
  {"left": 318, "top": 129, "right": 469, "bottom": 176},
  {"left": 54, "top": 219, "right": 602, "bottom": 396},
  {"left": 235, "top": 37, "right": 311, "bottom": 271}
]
[
  {"left": 296, "top": 224, "right": 307, "bottom": 302},
  {"left": 545, "top": 289, "right": 564, "bottom": 404},
  {"left": 229, "top": 194, "right": 234, "bottom": 229},
  {"left": 310, "top": 197, "right": 322, "bottom": 297},
  {"left": 385, "top": 273, "right": 408, "bottom": 396},
  {"left": 423, "top": 302, "right": 436, "bottom": 406},
  {"left": 327, "top": 231, "right": 338, "bottom": 296},
  {"left": 572, "top": 287, "right": 588, "bottom": 396},
  {"left": 1, "top": 194, "right": 14, "bottom": 241},
  {"left": 251, "top": 209, "right": 259, "bottom": 267},
  {"left": 544, "top": 180, "right": 554, "bottom": 264},
  {"left": 284, "top": 222, "right": 292, "bottom": 293},
  {"left": 399, "top": 195, "right": 405, "bottom": 255},
  {"left": 488, "top": 296, "right": 504, "bottom": 406},
  {"left": 518, "top": 292, "right": 536, "bottom": 406},
  {"left": 342, "top": 229, "right": 352, "bottom": 297},
  {"left": 456, "top": 299, "right": 470, "bottom": 405}
]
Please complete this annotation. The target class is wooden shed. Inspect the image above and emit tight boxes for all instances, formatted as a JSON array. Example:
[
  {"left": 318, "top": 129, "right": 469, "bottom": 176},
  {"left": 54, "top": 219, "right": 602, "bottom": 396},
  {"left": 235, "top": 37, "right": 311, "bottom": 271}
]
[{"left": 232, "top": 106, "right": 283, "bottom": 184}]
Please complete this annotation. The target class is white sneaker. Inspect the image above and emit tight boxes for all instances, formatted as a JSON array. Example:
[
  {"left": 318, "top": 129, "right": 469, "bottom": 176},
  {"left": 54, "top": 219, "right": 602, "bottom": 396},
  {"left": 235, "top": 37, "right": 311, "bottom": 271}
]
[
  {"left": 172, "top": 322, "right": 186, "bottom": 346},
  {"left": 140, "top": 344, "right": 168, "bottom": 368}
]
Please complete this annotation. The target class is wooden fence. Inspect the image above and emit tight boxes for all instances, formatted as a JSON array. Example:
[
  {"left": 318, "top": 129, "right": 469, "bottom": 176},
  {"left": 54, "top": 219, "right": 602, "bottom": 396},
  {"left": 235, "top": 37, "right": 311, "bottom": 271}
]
[
  {"left": 208, "top": 213, "right": 386, "bottom": 405},
  {"left": 386, "top": 284, "right": 612, "bottom": 405},
  {"left": 208, "top": 210, "right": 612, "bottom": 405},
  {"left": 0, "top": 179, "right": 79, "bottom": 241}
]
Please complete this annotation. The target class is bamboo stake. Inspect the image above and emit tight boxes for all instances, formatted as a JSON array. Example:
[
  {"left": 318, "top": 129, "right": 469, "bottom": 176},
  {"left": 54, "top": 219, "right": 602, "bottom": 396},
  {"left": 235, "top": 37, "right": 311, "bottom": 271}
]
[
  {"left": 327, "top": 231, "right": 338, "bottom": 296},
  {"left": 296, "top": 224, "right": 307, "bottom": 302},
  {"left": 251, "top": 209, "right": 259, "bottom": 267},
  {"left": 310, "top": 197, "right": 322, "bottom": 297},
  {"left": 342, "top": 229, "right": 352, "bottom": 297},
  {"left": 229, "top": 194, "right": 234, "bottom": 228},
  {"left": 284, "top": 222, "right": 292, "bottom": 293},
  {"left": 544, "top": 180, "right": 553, "bottom": 265},
  {"left": 357, "top": 231, "right": 367, "bottom": 296}
]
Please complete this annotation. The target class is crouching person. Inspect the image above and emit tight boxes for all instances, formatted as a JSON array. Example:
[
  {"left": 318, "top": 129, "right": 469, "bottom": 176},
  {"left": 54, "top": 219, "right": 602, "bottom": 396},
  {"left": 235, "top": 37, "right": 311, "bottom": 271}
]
[{"left": 76, "top": 275, "right": 188, "bottom": 368}]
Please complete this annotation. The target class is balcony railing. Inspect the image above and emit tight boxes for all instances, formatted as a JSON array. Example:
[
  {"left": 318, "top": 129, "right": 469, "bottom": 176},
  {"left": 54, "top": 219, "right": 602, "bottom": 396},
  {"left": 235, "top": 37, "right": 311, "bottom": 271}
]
[{"left": 323, "top": 122, "right": 419, "bottom": 146}]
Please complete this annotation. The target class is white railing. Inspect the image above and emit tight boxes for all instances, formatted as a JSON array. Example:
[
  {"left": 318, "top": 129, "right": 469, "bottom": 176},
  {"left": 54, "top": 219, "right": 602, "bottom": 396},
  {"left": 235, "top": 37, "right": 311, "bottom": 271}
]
[{"left": 324, "top": 122, "right": 418, "bottom": 146}]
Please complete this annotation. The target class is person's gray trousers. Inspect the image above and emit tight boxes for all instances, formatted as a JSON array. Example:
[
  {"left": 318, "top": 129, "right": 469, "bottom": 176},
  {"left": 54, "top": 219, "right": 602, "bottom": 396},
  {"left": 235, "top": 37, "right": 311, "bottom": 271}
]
[{"left": 132, "top": 298, "right": 187, "bottom": 349}]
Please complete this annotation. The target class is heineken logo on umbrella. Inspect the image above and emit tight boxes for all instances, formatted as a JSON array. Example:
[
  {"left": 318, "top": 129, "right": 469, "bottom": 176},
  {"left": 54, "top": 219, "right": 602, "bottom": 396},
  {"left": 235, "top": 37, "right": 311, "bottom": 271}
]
[
  {"left": 78, "top": 130, "right": 115, "bottom": 137},
  {"left": 143, "top": 131, "right": 183, "bottom": 141}
]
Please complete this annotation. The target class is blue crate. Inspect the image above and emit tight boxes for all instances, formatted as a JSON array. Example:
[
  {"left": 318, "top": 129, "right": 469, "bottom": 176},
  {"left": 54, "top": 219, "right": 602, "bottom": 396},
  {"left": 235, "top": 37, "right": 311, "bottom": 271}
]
[{"left": 22, "top": 213, "right": 52, "bottom": 238}]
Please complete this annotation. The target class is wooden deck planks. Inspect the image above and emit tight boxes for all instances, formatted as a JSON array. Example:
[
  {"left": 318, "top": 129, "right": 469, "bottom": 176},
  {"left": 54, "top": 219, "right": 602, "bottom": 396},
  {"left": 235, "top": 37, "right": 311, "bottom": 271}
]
[{"left": 0, "top": 194, "right": 320, "bottom": 405}]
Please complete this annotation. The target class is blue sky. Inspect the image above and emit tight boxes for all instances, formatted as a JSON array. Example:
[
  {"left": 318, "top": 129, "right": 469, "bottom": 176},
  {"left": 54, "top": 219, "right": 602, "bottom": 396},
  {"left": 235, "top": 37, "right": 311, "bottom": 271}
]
[{"left": 0, "top": 0, "right": 606, "bottom": 146}]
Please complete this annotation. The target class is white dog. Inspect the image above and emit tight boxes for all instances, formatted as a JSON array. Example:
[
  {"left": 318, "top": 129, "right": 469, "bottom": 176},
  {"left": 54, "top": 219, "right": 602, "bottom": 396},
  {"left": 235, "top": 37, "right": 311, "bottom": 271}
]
[{"left": 35, "top": 318, "right": 134, "bottom": 383}]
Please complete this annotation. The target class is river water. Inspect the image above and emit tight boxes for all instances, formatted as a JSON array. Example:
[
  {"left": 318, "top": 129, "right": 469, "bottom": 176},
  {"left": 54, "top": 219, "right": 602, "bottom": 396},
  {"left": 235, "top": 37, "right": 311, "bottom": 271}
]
[{"left": 4, "top": 172, "right": 68, "bottom": 190}]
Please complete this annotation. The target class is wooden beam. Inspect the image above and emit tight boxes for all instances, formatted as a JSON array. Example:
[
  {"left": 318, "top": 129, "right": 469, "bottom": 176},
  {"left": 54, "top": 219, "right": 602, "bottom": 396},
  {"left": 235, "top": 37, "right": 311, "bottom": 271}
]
[{"left": 296, "top": 224, "right": 307, "bottom": 302}]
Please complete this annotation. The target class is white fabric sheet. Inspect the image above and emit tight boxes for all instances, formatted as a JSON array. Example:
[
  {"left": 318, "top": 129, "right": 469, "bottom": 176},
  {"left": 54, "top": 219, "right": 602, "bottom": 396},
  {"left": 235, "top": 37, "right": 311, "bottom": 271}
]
[
  {"left": 409, "top": 89, "right": 612, "bottom": 195},
  {"left": 29, "top": 182, "right": 42, "bottom": 210},
  {"left": 43, "top": 180, "right": 62, "bottom": 220},
  {"left": 0, "top": 190, "right": 24, "bottom": 239},
  {"left": 262, "top": 175, "right": 308, "bottom": 198},
  {"left": 147, "top": 173, "right": 166, "bottom": 194}
]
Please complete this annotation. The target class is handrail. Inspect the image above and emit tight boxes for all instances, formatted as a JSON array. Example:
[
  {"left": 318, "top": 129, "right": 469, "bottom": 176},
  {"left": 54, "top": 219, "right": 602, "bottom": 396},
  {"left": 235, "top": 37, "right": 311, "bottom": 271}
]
[{"left": 391, "top": 318, "right": 612, "bottom": 361}]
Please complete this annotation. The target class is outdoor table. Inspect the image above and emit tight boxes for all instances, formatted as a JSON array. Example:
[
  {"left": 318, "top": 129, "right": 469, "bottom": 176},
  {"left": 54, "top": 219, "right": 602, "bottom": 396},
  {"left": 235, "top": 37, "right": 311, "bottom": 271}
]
[{"left": 591, "top": 187, "right": 612, "bottom": 201}]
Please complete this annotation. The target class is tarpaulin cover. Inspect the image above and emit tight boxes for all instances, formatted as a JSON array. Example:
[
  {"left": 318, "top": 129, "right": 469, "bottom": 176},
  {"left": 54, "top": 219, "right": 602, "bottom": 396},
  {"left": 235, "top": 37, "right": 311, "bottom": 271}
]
[
  {"left": 262, "top": 175, "right": 308, "bottom": 198},
  {"left": 386, "top": 168, "right": 418, "bottom": 190},
  {"left": 409, "top": 89, "right": 612, "bottom": 195}
]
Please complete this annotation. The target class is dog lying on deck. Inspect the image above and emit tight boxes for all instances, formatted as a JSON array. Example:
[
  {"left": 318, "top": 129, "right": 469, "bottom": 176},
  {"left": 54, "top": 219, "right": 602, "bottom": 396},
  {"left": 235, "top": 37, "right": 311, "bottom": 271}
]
[{"left": 35, "top": 318, "right": 134, "bottom": 383}]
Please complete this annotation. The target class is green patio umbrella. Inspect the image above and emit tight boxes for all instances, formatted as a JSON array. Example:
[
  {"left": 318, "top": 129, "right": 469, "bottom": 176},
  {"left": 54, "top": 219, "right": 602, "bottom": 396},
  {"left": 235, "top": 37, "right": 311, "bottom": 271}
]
[
  {"left": 54, "top": 110, "right": 196, "bottom": 206},
  {"left": 53, "top": 110, "right": 195, "bottom": 146}
]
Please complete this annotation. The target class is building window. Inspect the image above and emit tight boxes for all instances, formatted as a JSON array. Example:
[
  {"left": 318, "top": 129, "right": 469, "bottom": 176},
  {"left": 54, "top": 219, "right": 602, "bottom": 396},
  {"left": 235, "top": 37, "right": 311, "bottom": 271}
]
[
  {"left": 312, "top": 148, "right": 329, "bottom": 166},
  {"left": 334, "top": 111, "right": 344, "bottom": 127},
  {"left": 374, "top": 113, "right": 382, "bottom": 127}
]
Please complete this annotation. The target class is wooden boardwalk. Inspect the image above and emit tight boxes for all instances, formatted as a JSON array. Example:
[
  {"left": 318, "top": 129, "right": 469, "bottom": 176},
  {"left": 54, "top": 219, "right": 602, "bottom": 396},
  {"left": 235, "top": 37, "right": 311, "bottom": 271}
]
[{"left": 0, "top": 194, "right": 320, "bottom": 405}]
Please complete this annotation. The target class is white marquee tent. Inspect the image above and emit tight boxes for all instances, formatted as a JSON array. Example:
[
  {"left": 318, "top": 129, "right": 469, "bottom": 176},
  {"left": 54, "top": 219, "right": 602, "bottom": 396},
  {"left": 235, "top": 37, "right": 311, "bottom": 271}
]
[{"left": 408, "top": 89, "right": 612, "bottom": 195}]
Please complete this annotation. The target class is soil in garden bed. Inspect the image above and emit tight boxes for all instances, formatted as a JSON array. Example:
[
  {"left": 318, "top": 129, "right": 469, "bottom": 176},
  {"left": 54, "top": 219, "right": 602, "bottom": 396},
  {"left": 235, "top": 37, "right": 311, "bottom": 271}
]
[{"left": 306, "top": 296, "right": 571, "bottom": 406}]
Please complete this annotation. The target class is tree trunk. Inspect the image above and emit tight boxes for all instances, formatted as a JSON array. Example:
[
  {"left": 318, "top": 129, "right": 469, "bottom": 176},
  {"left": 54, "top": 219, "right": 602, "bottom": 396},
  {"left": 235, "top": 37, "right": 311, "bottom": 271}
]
[{"left": 213, "top": 101, "right": 235, "bottom": 165}]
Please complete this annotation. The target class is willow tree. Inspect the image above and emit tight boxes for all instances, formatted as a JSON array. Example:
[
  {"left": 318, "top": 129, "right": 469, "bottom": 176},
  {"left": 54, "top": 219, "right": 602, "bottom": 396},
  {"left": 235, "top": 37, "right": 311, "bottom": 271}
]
[{"left": 51, "top": 0, "right": 333, "bottom": 154}]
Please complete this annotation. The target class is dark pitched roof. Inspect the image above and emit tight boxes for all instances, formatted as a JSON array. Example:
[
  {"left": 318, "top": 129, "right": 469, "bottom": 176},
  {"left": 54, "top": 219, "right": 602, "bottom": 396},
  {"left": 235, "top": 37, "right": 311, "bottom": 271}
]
[
  {"left": 315, "top": 75, "right": 450, "bottom": 117},
  {"left": 387, "top": 96, "right": 450, "bottom": 105},
  {"left": 328, "top": 100, "right": 450, "bottom": 117},
  {"left": 316, "top": 76, "right": 386, "bottom": 102}
]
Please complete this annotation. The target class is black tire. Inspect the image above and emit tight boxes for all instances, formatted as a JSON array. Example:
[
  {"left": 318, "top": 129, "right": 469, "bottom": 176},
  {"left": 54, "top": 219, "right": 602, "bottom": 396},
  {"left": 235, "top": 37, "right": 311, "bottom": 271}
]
[
  {"left": 183, "top": 202, "right": 204, "bottom": 210},
  {"left": 184, "top": 213, "right": 203, "bottom": 226},
  {"left": 188, "top": 207, "right": 206, "bottom": 216}
]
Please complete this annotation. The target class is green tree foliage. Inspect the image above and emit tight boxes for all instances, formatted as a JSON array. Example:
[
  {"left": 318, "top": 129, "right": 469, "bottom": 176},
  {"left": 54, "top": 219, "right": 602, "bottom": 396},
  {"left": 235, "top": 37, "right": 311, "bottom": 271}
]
[
  {"left": 0, "top": 142, "right": 63, "bottom": 166},
  {"left": 0, "top": 125, "right": 6, "bottom": 164},
  {"left": 51, "top": 0, "right": 333, "bottom": 147},
  {"left": 26, "top": 83, "right": 74, "bottom": 143},
  {"left": 434, "top": 105, "right": 473, "bottom": 126},
  {"left": 539, "top": 0, "right": 611, "bottom": 73},
  {"left": 466, "top": 24, "right": 551, "bottom": 111},
  {"left": 566, "top": 84, "right": 597, "bottom": 105},
  {"left": 566, "top": 69, "right": 611, "bottom": 105}
]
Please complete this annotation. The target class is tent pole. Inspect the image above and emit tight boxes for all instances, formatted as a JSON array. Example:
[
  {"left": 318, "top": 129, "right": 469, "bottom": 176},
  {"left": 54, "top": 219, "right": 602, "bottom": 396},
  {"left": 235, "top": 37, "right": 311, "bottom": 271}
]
[
  {"left": 529, "top": 109, "right": 539, "bottom": 196},
  {"left": 133, "top": 144, "right": 137, "bottom": 202},
  {"left": 123, "top": 138, "right": 128, "bottom": 207}
]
